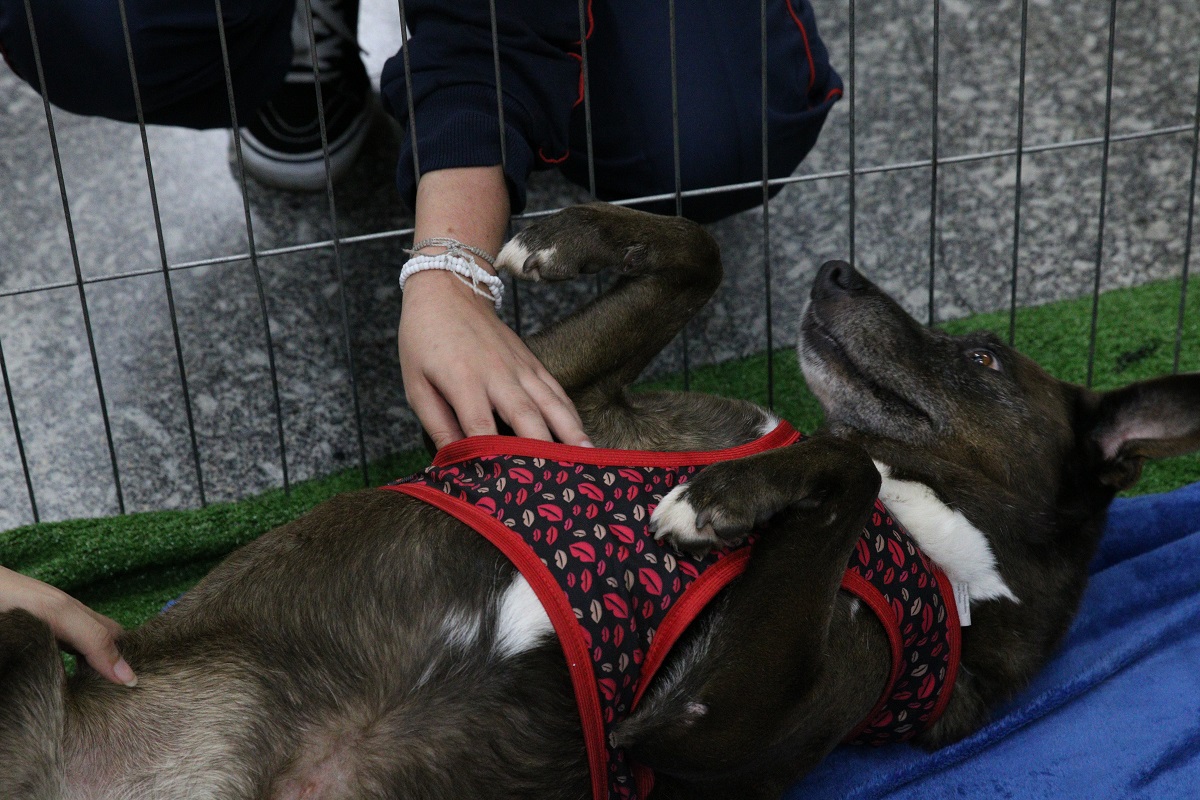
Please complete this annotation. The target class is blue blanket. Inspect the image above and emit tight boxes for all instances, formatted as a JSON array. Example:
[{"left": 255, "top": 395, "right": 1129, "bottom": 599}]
[{"left": 787, "top": 482, "right": 1200, "bottom": 800}]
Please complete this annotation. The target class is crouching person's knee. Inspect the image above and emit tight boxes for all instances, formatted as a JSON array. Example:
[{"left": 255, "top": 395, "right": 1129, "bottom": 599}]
[{"left": 0, "top": 0, "right": 292, "bottom": 127}]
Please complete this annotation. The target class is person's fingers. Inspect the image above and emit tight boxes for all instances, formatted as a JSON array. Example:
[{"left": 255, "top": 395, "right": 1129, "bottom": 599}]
[
  {"left": 441, "top": 380, "right": 500, "bottom": 440},
  {"left": 543, "top": 375, "right": 581, "bottom": 422},
  {"left": 406, "top": 378, "right": 466, "bottom": 451},
  {"left": 491, "top": 326, "right": 587, "bottom": 444},
  {"left": 0, "top": 567, "right": 135, "bottom": 688},
  {"left": 490, "top": 382, "right": 554, "bottom": 442},
  {"left": 50, "top": 600, "right": 136, "bottom": 687},
  {"left": 520, "top": 373, "right": 591, "bottom": 446},
  {"left": 87, "top": 607, "right": 126, "bottom": 640}
]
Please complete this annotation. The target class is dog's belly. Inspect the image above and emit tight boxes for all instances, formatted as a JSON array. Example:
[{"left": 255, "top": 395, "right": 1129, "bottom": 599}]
[{"left": 68, "top": 493, "right": 590, "bottom": 800}]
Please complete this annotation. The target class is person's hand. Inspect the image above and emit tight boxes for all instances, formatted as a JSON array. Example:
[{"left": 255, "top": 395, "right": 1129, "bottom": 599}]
[
  {"left": 400, "top": 164, "right": 590, "bottom": 450},
  {"left": 398, "top": 268, "right": 590, "bottom": 450},
  {"left": 0, "top": 565, "right": 137, "bottom": 687}
]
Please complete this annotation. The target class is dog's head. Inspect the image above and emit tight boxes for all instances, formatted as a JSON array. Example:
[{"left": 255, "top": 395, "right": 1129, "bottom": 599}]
[
  {"left": 798, "top": 261, "right": 1200, "bottom": 507},
  {"left": 799, "top": 261, "right": 1200, "bottom": 744}
]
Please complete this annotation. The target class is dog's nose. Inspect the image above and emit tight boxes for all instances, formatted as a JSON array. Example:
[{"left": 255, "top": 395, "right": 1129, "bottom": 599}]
[{"left": 813, "top": 260, "right": 867, "bottom": 300}]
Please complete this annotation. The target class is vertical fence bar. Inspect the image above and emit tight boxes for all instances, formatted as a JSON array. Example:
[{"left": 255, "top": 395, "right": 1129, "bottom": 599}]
[
  {"left": 1085, "top": 0, "right": 1120, "bottom": 388},
  {"left": 299, "top": 0, "right": 370, "bottom": 487},
  {"left": 396, "top": 0, "right": 421, "bottom": 181},
  {"left": 486, "top": 0, "right": 522, "bottom": 335},
  {"left": 21, "top": 0, "right": 125, "bottom": 513},
  {"left": 213, "top": 0, "right": 291, "bottom": 493},
  {"left": 0, "top": 336, "right": 37, "bottom": 522},
  {"left": 668, "top": 0, "right": 683, "bottom": 220},
  {"left": 576, "top": 0, "right": 606, "bottom": 298},
  {"left": 115, "top": 0, "right": 208, "bottom": 506},
  {"left": 577, "top": 0, "right": 597, "bottom": 199},
  {"left": 487, "top": 0, "right": 508, "bottom": 174},
  {"left": 1174, "top": 54, "right": 1200, "bottom": 374},
  {"left": 927, "top": 0, "right": 941, "bottom": 327},
  {"left": 847, "top": 0, "right": 857, "bottom": 268},
  {"left": 761, "top": 0, "right": 775, "bottom": 409},
  {"left": 667, "top": 0, "right": 690, "bottom": 389},
  {"left": 1007, "top": 0, "right": 1030, "bottom": 346}
]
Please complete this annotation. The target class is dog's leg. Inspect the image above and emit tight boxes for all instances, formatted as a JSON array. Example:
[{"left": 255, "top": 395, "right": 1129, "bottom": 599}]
[
  {"left": 495, "top": 204, "right": 722, "bottom": 401},
  {"left": 618, "top": 436, "right": 883, "bottom": 783},
  {"left": 0, "top": 610, "right": 65, "bottom": 799}
]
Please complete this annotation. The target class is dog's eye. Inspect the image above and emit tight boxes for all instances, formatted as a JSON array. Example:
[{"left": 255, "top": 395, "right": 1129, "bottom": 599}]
[{"left": 968, "top": 349, "right": 1001, "bottom": 371}]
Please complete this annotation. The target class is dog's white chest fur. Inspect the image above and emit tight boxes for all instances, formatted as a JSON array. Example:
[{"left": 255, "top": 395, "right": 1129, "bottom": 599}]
[{"left": 874, "top": 462, "right": 1018, "bottom": 606}]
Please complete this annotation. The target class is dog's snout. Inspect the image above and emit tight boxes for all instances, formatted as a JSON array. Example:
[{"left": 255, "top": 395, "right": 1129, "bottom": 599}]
[{"left": 813, "top": 261, "right": 867, "bottom": 300}]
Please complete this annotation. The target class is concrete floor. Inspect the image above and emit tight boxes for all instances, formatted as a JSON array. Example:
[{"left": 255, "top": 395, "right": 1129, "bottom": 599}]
[{"left": 1, "top": 0, "right": 1198, "bottom": 528}]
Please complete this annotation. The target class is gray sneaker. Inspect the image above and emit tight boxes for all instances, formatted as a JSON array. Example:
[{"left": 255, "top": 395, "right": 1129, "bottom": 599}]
[{"left": 237, "top": 0, "right": 373, "bottom": 191}]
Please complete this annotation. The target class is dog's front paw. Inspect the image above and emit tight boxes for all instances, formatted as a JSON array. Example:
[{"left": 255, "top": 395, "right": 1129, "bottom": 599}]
[
  {"left": 494, "top": 205, "right": 651, "bottom": 282},
  {"left": 650, "top": 485, "right": 720, "bottom": 557},
  {"left": 495, "top": 235, "right": 559, "bottom": 282},
  {"left": 650, "top": 482, "right": 756, "bottom": 557}
]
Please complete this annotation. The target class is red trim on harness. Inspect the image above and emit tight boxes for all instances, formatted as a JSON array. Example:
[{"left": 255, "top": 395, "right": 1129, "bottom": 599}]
[
  {"left": 838, "top": 565, "right": 962, "bottom": 743},
  {"left": 929, "top": 567, "right": 962, "bottom": 727},
  {"left": 632, "top": 549, "right": 753, "bottom": 708},
  {"left": 838, "top": 570, "right": 905, "bottom": 742},
  {"left": 432, "top": 421, "right": 801, "bottom": 469},
  {"left": 386, "top": 481, "right": 614, "bottom": 800},
  {"left": 632, "top": 764, "right": 655, "bottom": 798},
  {"left": 620, "top": 549, "right": 753, "bottom": 800},
  {"left": 784, "top": 0, "right": 817, "bottom": 93}
]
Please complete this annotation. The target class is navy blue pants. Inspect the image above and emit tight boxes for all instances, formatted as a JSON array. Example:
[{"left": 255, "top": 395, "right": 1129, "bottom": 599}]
[
  {"left": 545, "top": 0, "right": 843, "bottom": 220},
  {"left": 0, "top": 0, "right": 294, "bottom": 127},
  {"left": 0, "top": 0, "right": 841, "bottom": 221}
]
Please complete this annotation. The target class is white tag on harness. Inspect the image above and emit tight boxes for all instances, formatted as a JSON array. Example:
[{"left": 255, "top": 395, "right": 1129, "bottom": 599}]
[{"left": 952, "top": 581, "right": 972, "bottom": 627}]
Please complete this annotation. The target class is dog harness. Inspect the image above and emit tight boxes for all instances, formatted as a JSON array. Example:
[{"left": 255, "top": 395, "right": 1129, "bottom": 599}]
[{"left": 381, "top": 423, "right": 960, "bottom": 800}]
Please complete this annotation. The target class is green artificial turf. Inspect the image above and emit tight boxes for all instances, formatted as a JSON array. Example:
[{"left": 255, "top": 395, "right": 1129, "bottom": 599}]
[
  {"left": 2, "top": 278, "right": 1196, "bottom": 629},
  {"left": 0, "top": 450, "right": 431, "bottom": 628}
]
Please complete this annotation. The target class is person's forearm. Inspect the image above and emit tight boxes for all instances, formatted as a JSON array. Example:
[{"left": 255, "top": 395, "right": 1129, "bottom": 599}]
[
  {"left": 396, "top": 164, "right": 587, "bottom": 448},
  {"left": 411, "top": 165, "right": 510, "bottom": 271}
]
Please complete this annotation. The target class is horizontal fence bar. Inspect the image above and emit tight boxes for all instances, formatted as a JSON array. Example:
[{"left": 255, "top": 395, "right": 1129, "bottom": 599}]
[{"left": 4, "top": 122, "right": 1195, "bottom": 303}]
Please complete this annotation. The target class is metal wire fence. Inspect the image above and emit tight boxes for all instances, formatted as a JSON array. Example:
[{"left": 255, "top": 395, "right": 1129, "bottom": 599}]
[{"left": 1, "top": 0, "right": 1198, "bottom": 527}]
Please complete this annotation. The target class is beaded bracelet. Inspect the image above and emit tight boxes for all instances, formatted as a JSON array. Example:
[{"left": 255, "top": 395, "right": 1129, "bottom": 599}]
[{"left": 399, "top": 238, "right": 504, "bottom": 311}]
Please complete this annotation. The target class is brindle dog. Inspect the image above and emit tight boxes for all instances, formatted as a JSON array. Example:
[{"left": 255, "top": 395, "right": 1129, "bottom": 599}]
[{"left": 2, "top": 204, "right": 1198, "bottom": 800}]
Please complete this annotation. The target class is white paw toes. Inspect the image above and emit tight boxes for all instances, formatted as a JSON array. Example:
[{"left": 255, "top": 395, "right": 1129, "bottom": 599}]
[
  {"left": 494, "top": 238, "right": 535, "bottom": 278},
  {"left": 649, "top": 485, "right": 722, "bottom": 550},
  {"left": 495, "top": 238, "right": 558, "bottom": 281}
]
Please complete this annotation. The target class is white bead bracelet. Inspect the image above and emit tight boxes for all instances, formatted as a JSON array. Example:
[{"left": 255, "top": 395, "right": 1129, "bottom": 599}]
[{"left": 399, "top": 238, "right": 504, "bottom": 311}]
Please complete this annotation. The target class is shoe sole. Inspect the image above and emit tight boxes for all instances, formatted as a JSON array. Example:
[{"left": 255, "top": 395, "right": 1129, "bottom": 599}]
[{"left": 236, "top": 98, "right": 375, "bottom": 192}]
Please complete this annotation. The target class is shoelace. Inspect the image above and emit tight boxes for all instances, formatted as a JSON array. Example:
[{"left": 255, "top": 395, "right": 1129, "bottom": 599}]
[{"left": 290, "top": 0, "right": 362, "bottom": 78}]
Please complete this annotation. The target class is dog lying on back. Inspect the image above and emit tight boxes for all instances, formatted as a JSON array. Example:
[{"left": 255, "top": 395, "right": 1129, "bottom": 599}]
[{"left": 2, "top": 204, "right": 1198, "bottom": 800}]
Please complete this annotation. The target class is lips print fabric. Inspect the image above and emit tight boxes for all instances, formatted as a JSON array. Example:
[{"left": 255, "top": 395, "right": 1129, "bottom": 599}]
[
  {"left": 381, "top": 423, "right": 959, "bottom": 800},
  {"left": 840, "top": 498, "right": 962, "bottom": 746}
]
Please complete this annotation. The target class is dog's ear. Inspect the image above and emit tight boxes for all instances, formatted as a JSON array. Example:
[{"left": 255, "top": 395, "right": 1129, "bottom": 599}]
[{"left": 1087, "top": 373, "right": 1200, "bottom": 490}]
